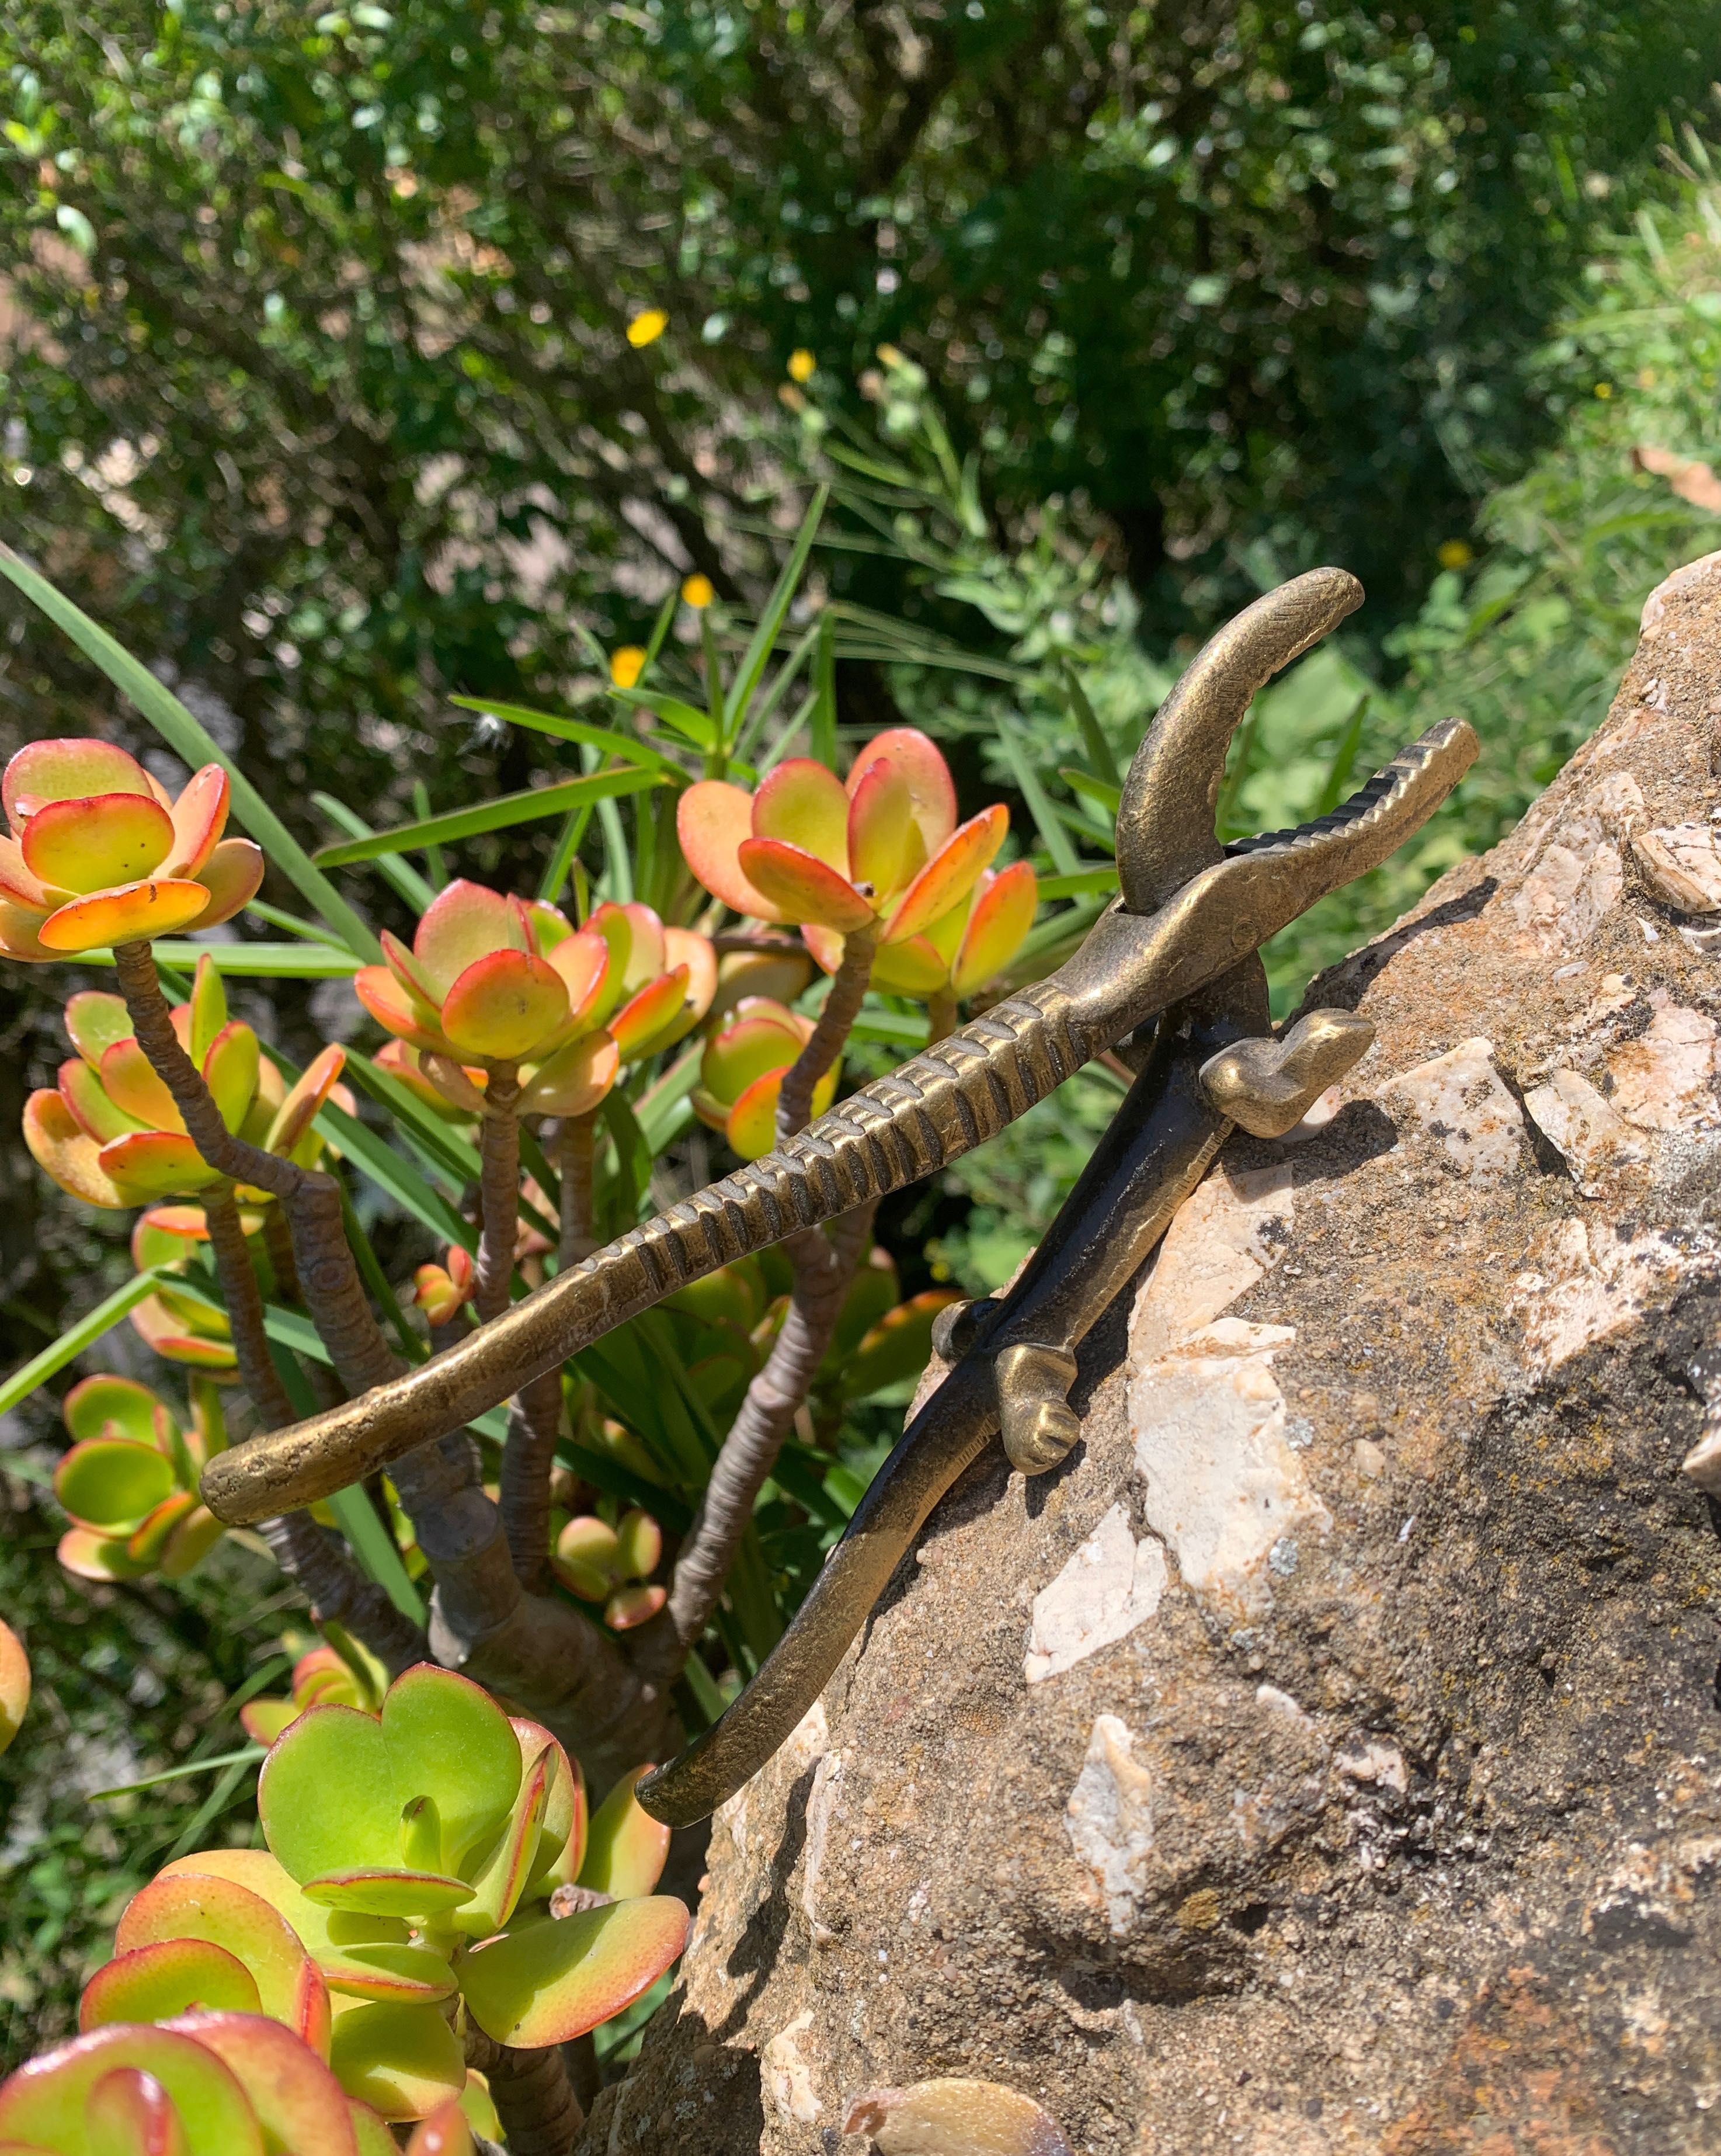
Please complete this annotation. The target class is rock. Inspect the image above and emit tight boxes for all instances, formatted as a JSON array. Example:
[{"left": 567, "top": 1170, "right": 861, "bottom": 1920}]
[{"left": 579, "top": 557, "right": 1721, "bottom": 2155}]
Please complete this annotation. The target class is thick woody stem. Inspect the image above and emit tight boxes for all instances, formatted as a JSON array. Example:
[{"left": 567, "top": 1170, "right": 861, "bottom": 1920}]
[
  {"left": 638, "top": 931, "right": 882, "bottom": 1682},
  {"left": 464, "top": 2029, "right": 583, "bottom": 2155},
  {"left": 113, "top": 941, "right": 399, "bottom": 1398},
  {"left": 203, "top": 1190, "right": 427, "bottom": 1671},
  {"left": 558, "top": 1109, "right": 597, "bottom": 1265},
  {"left": 774, "top": 922, "right": 877, "bottom": 1144},
  {"left": 475, "top": 1068, "right": 522, "bottom": 1323},
  {"left": 500, "top": 1367, "right": 562, "bottom": 1590}
]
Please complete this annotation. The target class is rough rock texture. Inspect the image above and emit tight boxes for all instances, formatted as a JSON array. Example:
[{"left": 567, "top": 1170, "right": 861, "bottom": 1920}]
[{"left": 582, "top": 561, "right": 1721, "bottom": 2155}]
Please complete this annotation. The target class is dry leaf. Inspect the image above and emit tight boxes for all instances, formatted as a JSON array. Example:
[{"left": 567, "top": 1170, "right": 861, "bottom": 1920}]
[{"left": 843, "top": 2078, "right": 1071, "bottom": 2155}]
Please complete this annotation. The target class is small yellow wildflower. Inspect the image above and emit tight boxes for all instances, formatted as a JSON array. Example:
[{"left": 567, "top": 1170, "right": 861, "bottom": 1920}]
[
  {"left": 788, "top": 348, "right": 816, "bottom": 383},
  {"left": 875, "top": 342, "right": 905, "bottom": 367},
  {"left": 610, "top": 645, "right": 646, "bottom": 689},
  {"left": 627, "top": 309, "right": 669, "bottom": 349},
  {"left": 1594, "top": 381, "right": 1613, "bottom": 400},
  {"left": 1436, "top": 539, "right": 1473, "bottom": 571},
  {"left": 682, "top": 574, "right": 715, "bottom": 610}
]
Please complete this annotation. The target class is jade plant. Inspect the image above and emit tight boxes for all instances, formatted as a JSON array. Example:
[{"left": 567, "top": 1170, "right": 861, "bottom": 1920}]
[
  {"left": 0, "top": 1613, "right": 29, "bottom": 1756},
  {"left": 51, "top": 1373, "right": 231, "bottom": 1584},
  {"left": 0, "top": 492, "right": 1056, "bottom": 2148},
  {"left": 71, "top": 1665, "right": 683, "bottom": 2132}
]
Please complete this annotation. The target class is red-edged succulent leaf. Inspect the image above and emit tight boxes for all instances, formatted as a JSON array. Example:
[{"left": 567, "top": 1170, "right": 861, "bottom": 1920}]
[
  {"left": 82, "top": 2061, "right": 193, "bottom": 2156},
  {"left": 126, "top": 1492, "right": 199, "bottom": 1569},
  {"left": 869, "top": 934, "right": 950, "bottom": 995},
  {"left": 57, "top": 1526, "right": 150, "bottom": 1582},
  {"left": 164, "top": 769, "right": 230, "bottom": 879},
  {"left": 440, "top": 949, "right": 568, "bottom": 1061},
  {"left": 411, "top": 1263, "right": 467, "bottom": 1328},
  {"left": 578, "top": 1766, "right": 672, "bottom": 1899},
  {"left": 700, "top": 1004, "right": 804, "bottom": 1108},
  {"left": 263, "top": 1045, "right": 347, "bottom": 1156},
  {"left": 4, "top": 739, "right": 155, "bottom": 827},
  {"left": 0, "top": 2023, "right": 263, "bottom": 2156},
  {"left": 752, "top": 759, "right": 849, "bottom": 873},
  {"left": 0, "top": 831, "right": 58, "bottom": 910},
  {"left": 417, "top": 1055, "right": 488, "bottom": 1117},
  {"left": 99, "top": 1133, "right": 221, "bottom": 1203},
  {"left": 882, "top": 805, "right": 1007, "bottom": 945},
  {"left": 600, "top": 902, "right": 666, "bottom": 994},
  {"left": 39, "top": 879, "right": 211, "bottom": 954},
  {"left": 379, "top": 930, "right": 442, "bottom": 1012},
  {"left": 412, "top": 880, "right": 520, "bottom": 1000},
  {"left": 460, "top": 1896, "right": 689, "bottom": 2048},
  {"left": 131, "top": 1206, "right": 208, "bottom": 1266},
  {"left": 614, "top": 1510, "right": 662, "bottom": 1578},
  {"left": 259, "top": 1706, "right": 402, "bottom": 1881},
  {"left": 846, "top": 756, "right": 923, "bottom": 901},
  {"left": 518, "top": 897, "right": 572, "bottom": 955},
  {"left": 353, "top": 968, "right": 454, "bottom": 1057},
  {"left": 381, "top": 1665, "right": 521, "bottom": 1870},
  {"left": 607, "top": 965, "right": 688, "bottom": 1061},
  {"left": 186, "top": 955, "right": 228, "bottom": 1065},
  {"left": 23, "top": 1090, "right": 131, "bottom": 1207},
  {"left": 159, "top": 1505, "right": 227, "bottom": 1579},
  {"left": 604, "top": 1582, "right": 666, "bottom": 1631},
  {"left": 55, "top": 1059, "right": 142, "bottom": 1144},
  {"left": 300, "top": 1871, "right": 474, "bottom": 1920},
  {"left": 554, "top": 1517, "right": 620, "bottom": 1585},
  {"left": 952, "top": 862, "right": 1038, "bottom": 995},
  {"left": 0, "top": 896, "right": 55, "bottom": 959},
  {"left": 519, "top": 1032, "right": 617, "bottom": 1119},
  {"left": 20, "top": 794, "right": 173, "bottom": 895},
  {"left": 541, "top": 926, "right": 612, "bottom": 1029},
  {"left": 189, "top": 840, "right": 265, "bottom": 929},
  {"left": 98, "top": 1040, "right": 184, "bottom": 1132},
  {"left": 736, "top": 838, "right": 874, "bottom": 933},
  {"left": 81, "top": 1939, "right": 262, "bottom": 2029},
  {"left": 117, "top": 1874, "right": 332, "bottom": 2057},
  {"left": 158, "top": 2015, "right": 356, "bottom": 2156},
  {"left": 349, "top": 2100, "right": 399, "bottom": 2156},
  {"left": 404, "top": 2101, "right": 472, "bottom": 2156},
  {"left": 127, "top": 1297, "right": 237, "bottom": 1373},
  {"left": 325, "top": 2001, "right": 465, "bottom": 2125},
  {"left": 724, "top": 1070, "right": 784, "bottom": 1158},
  {"left": 200, "top": 1023, "right": 259, "bottom": 1134},
  {"left": 710, "top": 946, "right": 816, "bottom": 1020},
  {"left": 65, "top": 991, "right": 134, "bottom": 1071},
  {"left": 844, "top": 727, "right": 957, "bottom": 854},
  {"left": 0, "top": 1616, "right": 29, "bottom": 1757},
  {"left": 676, "top": 782, "right": 787, "bottom": 921},
  {"left": 55, "top": 1439, "right": 176, "bottom": 1533},
  {"left": 513, "top": 1721, "right": 586, "bottom": 1894},
  {"left": 239, "top": 1699, "right": 300, "bottom": 1747},
  {"left": 451, "top": 1742, "right": 552, "bottom": 1936},
  {"left": 662, "top": 928, "right": 717, "bottom": 1033},
  {"left": 370, "top": 1041, "right": 461, "bottom": 1119},
  {"left": 60, "top": 1373, "right": 171, "bottom": 1450}
]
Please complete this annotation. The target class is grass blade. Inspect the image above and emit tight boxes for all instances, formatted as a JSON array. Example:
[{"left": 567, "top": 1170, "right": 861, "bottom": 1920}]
[
  {"left": 1035, "top": 866, "right": 1119, "bottom": 900},
  {"left": 314, "top": 769, "right": 662, "bottom": 866},
  {"left": 728, "top": 486, "right": 828, "bottom": 733},
  {"left": 89, "top": 1747, "right": 263, "bottom": 1801},
  {"left": 312, "top": 795, "right": 438, "bottom": 912},
  {"left": 448, "top": 695, "right": 686, "bottom": 778},
  {"left": 995, "top": 713, "right": 1080, "bottom": 874},
  {"left": 1060, "top": 659, "right": 1121, "bottom": 785},
  {"left": 77, "top": 942, "right": 361, "bottom": 978},
  {"left": 325, "top": 1484, "right": 426, "bottom": 1622},
  {"left": 0, "top": 543, "right": 380, "bottom": 960},
  {"left": 0, "top": 1270, "right": 168, "bottom": 1416}
]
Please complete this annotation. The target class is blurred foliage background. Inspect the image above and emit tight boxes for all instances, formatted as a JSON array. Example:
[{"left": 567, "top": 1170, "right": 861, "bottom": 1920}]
[{"left": 7, "top": 0, "right": 1721, "bottom": 2071}]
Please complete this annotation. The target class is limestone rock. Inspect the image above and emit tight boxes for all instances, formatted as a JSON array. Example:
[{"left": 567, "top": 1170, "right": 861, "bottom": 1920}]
[{"left": 580, "top": 556, "right": 1721, "bottom": 2154}]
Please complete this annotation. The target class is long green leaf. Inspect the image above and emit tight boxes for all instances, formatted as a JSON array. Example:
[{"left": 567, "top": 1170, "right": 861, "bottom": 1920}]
[
  {"left": 1036, "top": 866, "right": 1119, "bottom": 899},
  {"left": 89, "top": 1747, "right": 263, "bottom": 1801},
  {"left": 1060, "top": 659, "right": 1122, "bottom": 785},
  {"left": 316, "top": 1100, "right": 472, "bottom": 1251},
  {"left": 0, "top": 543, "right": 380, "bottom": 960},
  {"left": 447, "top": 695, "right": 686, "bottom": 778},
  {"left": 325, "top": 1485, "right": 426, "bottom": 1623},
  {"left": 339, "top": 1049, "right": 482, "bottom": 1189},
  {"left": 605, "top": 686, "right": 716, "bottom": 752},
  {"left": 312, "top": 796, "right": 437, "bottom": 912},
  {"left": 728, "top": 486, "right": 828, "bottom": 732},
  {"left": 0, "top": 1270, "right": 168, "bottom": 1416},
  {"left": 314, "top": 769, "right": 662, "bottom": 865},
  {"left": 996, "top": 713, "right": 1080, "bottom": 875},
  {"left": 109, "top": 940, "right": 359, "bottom": 978}
]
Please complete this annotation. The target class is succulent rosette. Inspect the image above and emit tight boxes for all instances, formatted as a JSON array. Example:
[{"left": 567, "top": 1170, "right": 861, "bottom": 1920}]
[
  {"left": 550, "top": 1508, "right": 666, "bottom": 1630},
  {"left": 693, "top": 996, "right": 839, "bottom": 1159},
  {"left": 354, "top": 880, "right": 715, "bottom": 1119},
  {"left": 0, "top": 737, "right": 264, "bottom": 960},
  {"left": 677, "top": 725, "right": 1011, "bottom": 959},
  {"left": 23, "top": 954, "right": 347, "bottom": 1211},
  {"left": 851, "top": 857, "right": 1039, "bottom": 999},
  {"left": 53, "top": 1373, "right": 231, "bottom": 1584}
]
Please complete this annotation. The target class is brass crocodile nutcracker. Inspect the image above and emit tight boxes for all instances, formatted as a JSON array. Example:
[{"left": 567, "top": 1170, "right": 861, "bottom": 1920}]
[{"left": 199, "top": 569, "right": 1476, "bottom": 1821}]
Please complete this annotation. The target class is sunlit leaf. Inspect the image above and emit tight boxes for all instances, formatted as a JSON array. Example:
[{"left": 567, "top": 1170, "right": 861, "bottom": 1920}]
[{"left": 460, "top": 1897, "right": 689, "bottom": 2047}]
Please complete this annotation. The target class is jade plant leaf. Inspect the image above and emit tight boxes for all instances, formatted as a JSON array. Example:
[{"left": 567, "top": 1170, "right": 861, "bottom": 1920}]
[
  {"left": 0, "top": 2024, "right": 265, "bottom": 2156},
  {"left": 159, "top": 2013, "right": 357, "bottom": 2156},
  {"left": 578, "top": 1768, "right": 672, "bottom": 1901},
  {"left": 80, "top": 1938, "right": 262, "bottom": 2027},
  {"left": 325, "top": 2002, "right": 465, "bottom": 2125},
  {"left": 458, "top": 1895, "right": 689, "bottom": 2048},
  {"left": 115, "top": 1874, "right": 332, "bottom": 2057}
]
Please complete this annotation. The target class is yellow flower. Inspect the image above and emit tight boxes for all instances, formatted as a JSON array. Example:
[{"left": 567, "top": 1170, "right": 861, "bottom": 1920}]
[
  {"left": 682, "top": 574, "right": 715, "bottom": 610},
  {"left": 1594, "top": 381, "right": 1613, "bottom": 400},
  {"left": 627, "top": 308, "right": 669, "bottom": 349},
  {"left": 1436, "top": 539, "right": 1473, "bottom": 571},
  {"left": 787, "top": 348, "right": 816, "bottom": 383},
  {"left": 610, "top": 645, "right": 646, "bottom": 689},
  {"left": 876, "top": 342, "right": 905, "bottom": 367}
]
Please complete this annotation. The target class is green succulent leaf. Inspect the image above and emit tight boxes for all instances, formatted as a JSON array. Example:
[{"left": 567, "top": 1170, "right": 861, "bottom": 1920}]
[{"left": 458, "top": 1896, "right": 690, "bottom": 2049}]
